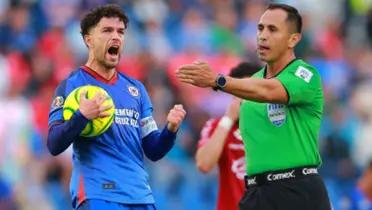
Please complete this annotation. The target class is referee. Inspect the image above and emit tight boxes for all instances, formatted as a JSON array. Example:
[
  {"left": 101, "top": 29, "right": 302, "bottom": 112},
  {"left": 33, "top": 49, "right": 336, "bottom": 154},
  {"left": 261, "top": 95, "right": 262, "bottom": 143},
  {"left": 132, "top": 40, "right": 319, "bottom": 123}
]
[{"left": 176, "top": 3, "right": 332, "bottom": 210}]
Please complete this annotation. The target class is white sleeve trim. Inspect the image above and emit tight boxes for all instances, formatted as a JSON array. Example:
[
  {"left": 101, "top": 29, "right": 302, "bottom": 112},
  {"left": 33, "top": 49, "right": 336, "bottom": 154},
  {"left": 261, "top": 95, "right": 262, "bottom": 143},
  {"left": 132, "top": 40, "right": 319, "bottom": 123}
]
[{"left": 141, "top": 116, "right": 158, "bottom": 138}]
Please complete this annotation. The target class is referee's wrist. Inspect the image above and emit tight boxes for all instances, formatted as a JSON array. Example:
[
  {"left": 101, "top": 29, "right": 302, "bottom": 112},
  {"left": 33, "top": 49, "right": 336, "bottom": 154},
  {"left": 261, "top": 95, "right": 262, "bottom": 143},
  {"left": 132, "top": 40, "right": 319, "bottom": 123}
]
[{"left": 218, "top": 116, "right": 233, "bottom": 130}]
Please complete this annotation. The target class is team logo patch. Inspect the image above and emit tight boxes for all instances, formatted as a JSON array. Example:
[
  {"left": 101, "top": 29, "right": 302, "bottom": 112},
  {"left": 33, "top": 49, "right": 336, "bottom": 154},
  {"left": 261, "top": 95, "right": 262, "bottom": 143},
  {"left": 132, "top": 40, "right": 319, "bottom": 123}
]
[
  {"left": 102, "top": 182, "right": 116, "bottom": 189},
  {"left": 267, "top": 103, "right": 286, "bottom": 126},
  {"left": 295, "top": 66, "right": 313, "bottom": 83},
  {"left": 128, "top": 86, "right": 139, "bottom": 97},
  {"left": 51, "top": 96, "right": 64, "bottom": 109}
]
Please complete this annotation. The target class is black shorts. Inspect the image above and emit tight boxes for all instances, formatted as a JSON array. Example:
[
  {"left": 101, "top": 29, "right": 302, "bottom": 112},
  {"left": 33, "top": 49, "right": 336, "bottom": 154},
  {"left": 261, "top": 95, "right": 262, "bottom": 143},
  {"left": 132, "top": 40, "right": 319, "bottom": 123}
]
[{"left": 239, "top": 168, "right": 332, "bottom": 210}]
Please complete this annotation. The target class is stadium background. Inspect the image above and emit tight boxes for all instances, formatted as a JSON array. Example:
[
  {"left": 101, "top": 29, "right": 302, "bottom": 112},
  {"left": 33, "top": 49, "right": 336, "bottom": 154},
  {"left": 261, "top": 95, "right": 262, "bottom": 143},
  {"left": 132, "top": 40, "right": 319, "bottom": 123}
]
[{"left": 0, "top": 0, "right": 371, "bottom": 209}]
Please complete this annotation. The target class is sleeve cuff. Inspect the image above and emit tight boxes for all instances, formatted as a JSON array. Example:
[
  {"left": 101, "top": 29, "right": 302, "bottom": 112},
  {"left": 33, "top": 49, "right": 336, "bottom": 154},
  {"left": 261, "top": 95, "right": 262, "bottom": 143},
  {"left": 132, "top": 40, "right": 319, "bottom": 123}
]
[
  {"left": 71, "top": 110, "right": 90, "bottom": 130},
  {"left": 165, "top": 124, "right": 178, "bottom": 136}
]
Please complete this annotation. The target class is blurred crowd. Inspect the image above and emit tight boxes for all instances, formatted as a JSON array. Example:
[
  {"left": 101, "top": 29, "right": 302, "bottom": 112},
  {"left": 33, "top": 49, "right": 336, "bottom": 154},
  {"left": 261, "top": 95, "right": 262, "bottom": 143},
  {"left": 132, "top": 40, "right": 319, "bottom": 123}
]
[{"left": 0, "top": 0, "right": 372, "bottom": 209}]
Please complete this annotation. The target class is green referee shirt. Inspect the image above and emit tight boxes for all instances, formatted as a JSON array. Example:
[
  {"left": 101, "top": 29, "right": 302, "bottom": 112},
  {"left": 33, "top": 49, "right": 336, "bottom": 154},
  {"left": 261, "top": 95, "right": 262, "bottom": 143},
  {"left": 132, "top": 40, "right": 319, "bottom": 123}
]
[{"left": 240, "top": 59, "right": 324, "bottom": 176}]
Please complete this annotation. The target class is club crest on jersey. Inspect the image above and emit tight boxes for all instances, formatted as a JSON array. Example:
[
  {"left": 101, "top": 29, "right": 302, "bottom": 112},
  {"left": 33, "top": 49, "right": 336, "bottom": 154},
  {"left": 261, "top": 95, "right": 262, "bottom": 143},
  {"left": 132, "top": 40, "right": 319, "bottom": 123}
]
[
  {"left": 267, "top": 103, "right": 286, "bottom": 126},
  {"left": 51, "top": 96, "right": 64, "bottom": 109},
  {"left": 128, "top": 86, "right": 139, "bottom": 97}
]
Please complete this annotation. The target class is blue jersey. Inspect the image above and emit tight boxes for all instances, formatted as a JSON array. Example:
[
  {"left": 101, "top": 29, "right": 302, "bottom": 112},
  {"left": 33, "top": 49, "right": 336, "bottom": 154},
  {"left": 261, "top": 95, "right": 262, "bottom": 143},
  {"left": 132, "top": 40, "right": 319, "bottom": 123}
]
[{"left": 48, "top": 66, "right": 158, "bottom": 208}]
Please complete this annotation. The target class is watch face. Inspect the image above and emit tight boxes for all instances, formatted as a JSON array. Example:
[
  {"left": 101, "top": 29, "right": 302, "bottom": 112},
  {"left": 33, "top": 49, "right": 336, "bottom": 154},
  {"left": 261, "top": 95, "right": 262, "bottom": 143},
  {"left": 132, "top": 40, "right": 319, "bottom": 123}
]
[{"left": 217, "top": 75, "right": 227, "bottom": 87}]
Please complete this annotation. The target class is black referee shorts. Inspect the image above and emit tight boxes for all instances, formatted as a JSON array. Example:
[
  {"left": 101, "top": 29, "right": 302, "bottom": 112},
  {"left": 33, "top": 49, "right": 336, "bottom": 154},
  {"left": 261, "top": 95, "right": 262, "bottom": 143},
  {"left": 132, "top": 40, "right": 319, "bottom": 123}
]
[{"left": 239, "top": 167, "right": 332, "bottom": 210}]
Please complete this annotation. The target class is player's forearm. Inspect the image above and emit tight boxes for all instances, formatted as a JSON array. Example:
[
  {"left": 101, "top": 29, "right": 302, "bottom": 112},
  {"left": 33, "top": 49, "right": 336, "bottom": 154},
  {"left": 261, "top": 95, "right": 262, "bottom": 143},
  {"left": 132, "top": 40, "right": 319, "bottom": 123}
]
[
  {"left": 142, "top": 125, "right": 177, "bottom": 161},
  {"left": 223, "top": 77, "right": 287, "bottom": 104},
  {"left": 196, "top": 126, "right": 230, "bottom": 173},
  {"left": 47, "top": 110, "right": 89, "bottom": 156}
]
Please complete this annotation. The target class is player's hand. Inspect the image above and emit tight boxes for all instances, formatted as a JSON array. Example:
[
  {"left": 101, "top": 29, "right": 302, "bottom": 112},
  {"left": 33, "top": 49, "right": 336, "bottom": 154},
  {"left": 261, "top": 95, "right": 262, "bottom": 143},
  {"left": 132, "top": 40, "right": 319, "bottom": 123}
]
[
  {"left": 79, "top": 90, "right": 113, "bottom": 120},
  {"left": 176, "top": 60, "right": 217, "bottom": 88},
  {"left": 167, "top": 104, "right": 187, "bottom": 132},
  {"left": 225, "top": 97, "right": 241, "bottom": 122}
]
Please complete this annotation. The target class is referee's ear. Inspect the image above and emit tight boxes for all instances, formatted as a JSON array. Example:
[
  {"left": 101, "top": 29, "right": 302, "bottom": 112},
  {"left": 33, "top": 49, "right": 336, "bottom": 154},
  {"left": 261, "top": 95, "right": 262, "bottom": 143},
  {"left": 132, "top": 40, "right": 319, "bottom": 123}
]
[{"left": 288, "top": 33, "right": 301, "bottom": 49}]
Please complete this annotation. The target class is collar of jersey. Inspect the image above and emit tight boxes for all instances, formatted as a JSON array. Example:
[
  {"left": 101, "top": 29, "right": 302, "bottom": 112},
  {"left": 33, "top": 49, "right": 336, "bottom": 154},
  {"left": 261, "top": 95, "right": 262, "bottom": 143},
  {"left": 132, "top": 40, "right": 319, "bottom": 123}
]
[
  {"left": 263, "top": 58, "right": 299, "bottom": 79},
  {"left": 81, "top": 65, "right": 118, "bottom": 85}
]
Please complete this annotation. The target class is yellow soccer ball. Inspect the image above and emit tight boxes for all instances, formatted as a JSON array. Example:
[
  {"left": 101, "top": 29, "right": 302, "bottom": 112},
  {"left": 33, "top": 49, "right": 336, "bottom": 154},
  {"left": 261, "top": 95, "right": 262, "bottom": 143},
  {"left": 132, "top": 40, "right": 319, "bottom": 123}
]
[{"left": 63, "top": 85, "right": 115, "bottom": 137}]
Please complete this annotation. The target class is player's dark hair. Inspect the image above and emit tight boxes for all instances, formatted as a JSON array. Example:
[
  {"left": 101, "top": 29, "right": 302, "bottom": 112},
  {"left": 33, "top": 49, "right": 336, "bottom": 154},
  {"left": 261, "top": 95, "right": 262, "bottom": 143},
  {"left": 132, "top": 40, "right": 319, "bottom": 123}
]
[
  {"left": 229, "top": 62, "right": 261, "bottom": 78},
  {"left": 80, "top": 4, "right": 129, "bottom": 37},
  {"left": 267, "top": 3, "right": 302, "bottom": 33}
]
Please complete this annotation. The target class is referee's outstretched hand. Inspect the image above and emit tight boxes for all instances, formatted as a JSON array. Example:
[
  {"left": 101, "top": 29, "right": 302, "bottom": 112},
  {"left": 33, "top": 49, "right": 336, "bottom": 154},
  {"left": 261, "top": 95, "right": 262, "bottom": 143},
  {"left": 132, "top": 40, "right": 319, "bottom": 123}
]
[
  {"left": 167, "top": 104, "right": 187, "bottom": 132},
  {"left": 79, "top": 90, "right": 113, "bottom": 120},
  {"left": 176, "top": 60, "right": 217, "bottom": 88}
]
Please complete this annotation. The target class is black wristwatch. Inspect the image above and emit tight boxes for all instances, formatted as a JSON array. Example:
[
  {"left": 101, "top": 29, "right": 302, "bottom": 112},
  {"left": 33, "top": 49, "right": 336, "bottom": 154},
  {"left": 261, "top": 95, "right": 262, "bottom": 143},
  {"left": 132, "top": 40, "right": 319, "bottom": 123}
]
[{"left": 213, "top": 74, "right": 227, "bottom": 91}]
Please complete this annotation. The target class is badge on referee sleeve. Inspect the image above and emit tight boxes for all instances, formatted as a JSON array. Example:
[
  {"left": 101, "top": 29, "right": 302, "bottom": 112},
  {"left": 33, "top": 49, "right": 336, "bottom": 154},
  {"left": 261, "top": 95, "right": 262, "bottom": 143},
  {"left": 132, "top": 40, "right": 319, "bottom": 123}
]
[{"left": 295, "top": 66, "right": 313, "bottom": 83}]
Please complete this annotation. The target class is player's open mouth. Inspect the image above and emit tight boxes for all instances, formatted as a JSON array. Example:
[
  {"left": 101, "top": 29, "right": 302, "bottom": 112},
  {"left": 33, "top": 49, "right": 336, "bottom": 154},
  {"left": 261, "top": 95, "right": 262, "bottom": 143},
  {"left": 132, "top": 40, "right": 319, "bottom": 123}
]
[{"left": 108, "top": 46, "right": 119, "bottom": 56}]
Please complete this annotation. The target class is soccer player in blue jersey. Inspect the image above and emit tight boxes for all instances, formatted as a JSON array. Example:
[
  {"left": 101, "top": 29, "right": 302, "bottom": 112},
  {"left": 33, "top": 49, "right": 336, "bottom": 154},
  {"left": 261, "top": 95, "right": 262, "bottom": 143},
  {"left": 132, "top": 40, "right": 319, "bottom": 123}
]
[{"left": 46, "top": 4, "right": 186, "bottom": 210}]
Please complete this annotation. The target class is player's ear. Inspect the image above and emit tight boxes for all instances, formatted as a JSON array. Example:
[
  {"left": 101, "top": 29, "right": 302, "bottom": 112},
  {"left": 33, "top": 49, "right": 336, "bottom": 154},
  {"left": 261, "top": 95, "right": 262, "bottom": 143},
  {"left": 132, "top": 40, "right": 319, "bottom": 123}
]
[
  {"left": 288, "top": 33, "right": 301, "bottom": 49},
  {"left": 84, "top": 34, "right": 92, "bottom": 48}
]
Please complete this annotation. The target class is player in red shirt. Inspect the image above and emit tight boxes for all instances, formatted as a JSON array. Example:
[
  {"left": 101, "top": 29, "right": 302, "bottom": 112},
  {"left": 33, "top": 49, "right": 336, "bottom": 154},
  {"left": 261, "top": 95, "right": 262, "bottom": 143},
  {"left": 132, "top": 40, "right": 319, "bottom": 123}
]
[{"left": 196, "top": 62, "right": 260, "bottom": 210}]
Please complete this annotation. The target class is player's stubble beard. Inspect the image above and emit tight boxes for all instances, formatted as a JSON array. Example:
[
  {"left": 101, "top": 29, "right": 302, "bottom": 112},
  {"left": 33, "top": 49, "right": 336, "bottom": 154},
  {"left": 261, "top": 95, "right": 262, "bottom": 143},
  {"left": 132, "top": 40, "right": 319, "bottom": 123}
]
[
  {"left": 103, "top": 53, "right": 120, "bottom": 70},
  {"left": 97, "top": 49, "right": 121, "bottom": 71}
]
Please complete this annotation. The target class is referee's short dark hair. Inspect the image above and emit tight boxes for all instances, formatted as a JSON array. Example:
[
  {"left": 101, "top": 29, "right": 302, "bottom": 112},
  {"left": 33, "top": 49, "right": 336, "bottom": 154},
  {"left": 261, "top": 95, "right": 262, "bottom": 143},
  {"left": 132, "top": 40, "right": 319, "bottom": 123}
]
[
  {"left": 80, "top": 4, "right": 129, "bottom": 38},
  {"left": 229, "top": 62, "right": 261, "bottom": 79},
  {"left": 267, "top": 3, "right": 302, "bottom": 34}
]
